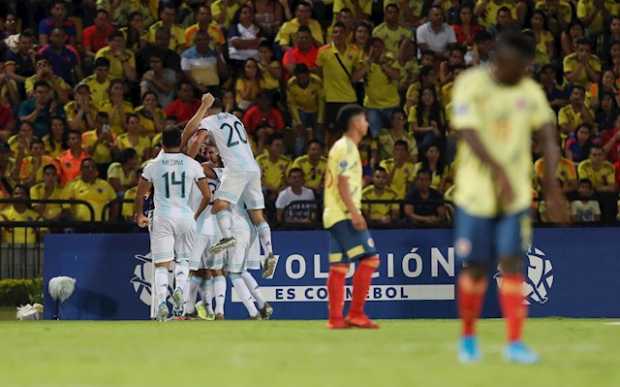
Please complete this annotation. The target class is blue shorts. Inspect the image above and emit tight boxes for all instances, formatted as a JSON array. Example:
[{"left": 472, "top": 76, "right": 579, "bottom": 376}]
[
  {"left": 454, "top": 207, "right": 532, "bottom": 265},
  {"left": 327, "top": 220, "right": 377, "bottom": 263}
]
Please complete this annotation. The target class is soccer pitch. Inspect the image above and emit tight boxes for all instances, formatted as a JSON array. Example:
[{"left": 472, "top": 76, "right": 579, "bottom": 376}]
[{"left": 1, "top": 319, "right": 618, "bottom": 387}]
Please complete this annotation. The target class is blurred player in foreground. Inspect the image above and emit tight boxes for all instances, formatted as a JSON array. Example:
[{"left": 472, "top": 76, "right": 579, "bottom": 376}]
[
  {"left": 324, "top": 105, "right": 380, "bottom": 329},
  {"left": 182, "top": 95, "right": 277, "bottom": 278},
  {"left": 134, "top": 128, "right": 211, "bottom": 321},
  {"left": 451, "top": 31, "right": 569, "bottom": 363}
]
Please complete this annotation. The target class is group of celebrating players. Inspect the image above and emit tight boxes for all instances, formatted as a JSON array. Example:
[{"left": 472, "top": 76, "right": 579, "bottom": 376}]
[{"left": 132, "top": 29, "right": 570, "bottom": 365}]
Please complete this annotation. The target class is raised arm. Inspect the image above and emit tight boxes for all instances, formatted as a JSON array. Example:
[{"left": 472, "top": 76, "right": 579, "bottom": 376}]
[
  {"left": 133, "top": 176, "right": 152, "bottom": 227},
  {"left": 181, "top": 93, "right": 214, "bottom": 148}
]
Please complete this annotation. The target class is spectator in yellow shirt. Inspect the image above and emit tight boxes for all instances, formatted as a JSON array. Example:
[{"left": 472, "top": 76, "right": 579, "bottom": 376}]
[
  {"left": 534, "top": 155, "right": 578, "bottom": 193},
  {"left": 64, "top": 158, "right": 117, "bottom": 221},
  {"left": 107, "top": 148, "right": 139, "bottom": 195},
  {"left": 82, "top": 112, "right": 117, "bottom": 178},
  {"left": 558, "top": 85, "right": 594, "bottom": 138},
  {"left": 363, "top": 37, "right": 401, "bottom": 138},
  {"left": 362, "top": 166, "right": 399, "bottom": 225},
  {"left": 275, "top": 1, "right": 324, "bottom": 49},
  {"left": 15, "top": 138, "right": 56, "bottom": 186},
  {"left": 379, "top": 140, "right": 417, "bottom": 199},
  {"left": 42, "top": 116, "right": 67, "bottom": 158},
  {"left": 578, "top": 145, "right": 617, "bottom": 192},
  {"left": 211, "top": 0, "right": 241, "bottom": 29},
  {"left": 115, "top": 114, "right": 151, "bottom": 162},
  {"left": 98, "top": 79, "right": 135, "bottom": 136},
  {"left": 80, "top": 57, "right": 112, "bottom": 109},
  {"left": 184, "top": 4, "right": 226, "bottom": 48},
  {"left": 1, "top": 184, "right": 39, "bottom": 244},
  {"left": 147, "top": 3, "right": 186, "bottom": 52},
  {"left": 65, "top": 83, "right": 98, "bottom": 132},
  {"left": 316, "top": 22, "right": 365, "bottom": 144},
  {"left": 376, "top": 110, "right": 417, "bottom": 161},
  {"left": 372, "top": 4, "right": 413, "bottom": 55},
  {"left": 287, "top": 64, "right": 325, "bottom": 146},
  {"left": 413, "top": 143, "right": 451, "bottom": 192},
  {"left": 577, "top": 0, "right": 618, "bottom": 35},
  {"left": 30, "top": 164, "right": 65, "bottom": 221},
  {"left": 290, "top": 139, "right": 327, "bottom": 193},
  {"left": 563, "top": 38, "right": 601, "bottom": 87},
  {"left": 95, "top": 31, "right": 137, "bottom": 82},
  {"left": 256, "top": 134, "right": 291, "bottom": 201}
]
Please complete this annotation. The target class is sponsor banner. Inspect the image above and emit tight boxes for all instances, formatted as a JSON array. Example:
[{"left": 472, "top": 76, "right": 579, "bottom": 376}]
[{"left": 43, "top": 228, "right": 620, "bottom": 320}]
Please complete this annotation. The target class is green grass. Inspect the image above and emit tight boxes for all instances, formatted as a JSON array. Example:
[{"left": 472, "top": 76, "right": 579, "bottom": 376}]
[{"left": 0, "top": 319, "right": 619, "bottom": 387}]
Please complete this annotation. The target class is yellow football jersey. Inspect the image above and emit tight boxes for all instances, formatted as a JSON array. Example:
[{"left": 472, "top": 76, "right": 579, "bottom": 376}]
[
  {"left": 451, "top": 67, "right": 555, "bottom": 217},
  {"left": 323, "top": 136, "right": 362, "bottom": 228}
]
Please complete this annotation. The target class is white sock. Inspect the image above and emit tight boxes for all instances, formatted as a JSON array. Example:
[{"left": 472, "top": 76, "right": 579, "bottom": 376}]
[
  {"left": 215, "top": 210, "right": 233, "bottom": 239},
  {"left": 241, "top": 271, "right": 266, "bottom": 309},
  {"left": 213, "top": 275, "right": 227, "bottom": 315},
  {"left": 232, "top": 274, "right": 259, "bottom": 317},
  {"left": 256, "top": 222, "right": 273, "bottom": 255},
  {"left": 203, "top": 278, "right": 214, "bottom": 314},
  {"left": 154, "top": 266, "right": 169, "bottom": 308},
  {"left": 185, "top": 275, "right": 202, "bottom": 314}
]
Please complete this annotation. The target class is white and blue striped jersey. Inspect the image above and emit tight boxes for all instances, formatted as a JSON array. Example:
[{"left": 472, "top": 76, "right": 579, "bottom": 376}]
[
  {"left": 191, "top": 166, "right": 224, "bottom": 235},
  {"left": 142, "top": 152, "right": 206, "bottom": 217},
  {"left": 198, "top": 113, "right": 259, "bottom": 172}
]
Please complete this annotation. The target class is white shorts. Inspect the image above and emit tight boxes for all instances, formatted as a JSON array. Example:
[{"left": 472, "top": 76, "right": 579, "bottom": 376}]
[
  {"left": 150, "top": 213, "right": 196, "bottom": 263},
  {"left": 214, "top": 169, "right": 265, "bottom": 209},
  {"left": 224, "top": 217, "right": 251, "bottom": 273}
]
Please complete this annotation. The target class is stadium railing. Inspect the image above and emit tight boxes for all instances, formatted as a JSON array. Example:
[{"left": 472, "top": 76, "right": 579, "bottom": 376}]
[{"left": 0, "top": 198, "right": 96, "bottom": 279}]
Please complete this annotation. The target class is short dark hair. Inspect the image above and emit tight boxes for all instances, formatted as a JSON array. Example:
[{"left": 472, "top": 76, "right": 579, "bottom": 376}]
[
  {"left": 579, "top": 178, "right": 593, "bottom": 188},
  {"left": 288, "top": 167, "right": 304, "bottom": 177},
  {"left": 109, "top": 31, "right": 125, "bottom": 40},
  {"left": 33, "top": 80, "right": 51, "bottom": 90},
  {"left": 162, "top": 128, "right": 182, "bottom": 148},
  {"left": 30, "top": 138, "right": 44, "bottom": 148},
  {"left": 333, "top": 21, "right": 346, "bottom": 30},
  {"left": 385, "top": 3, "right": 399, "bottom": 12},
  {"left": 416, "top": 168, "right": 433, "bottom": 178},
  {"left": 297, "top": 1, "right": 312, "bottom": 9},
  {"left": 375, "top": 166, "right": 388, "bottom": 174},
  {"left": 575, "top": 37, "right": 592, "bottom": 47},
  {"left": 67, "top": 129, "right": 81, "bottom": 138},
  {"left": 336, "top": 104, "right": 365, "bottom": 131},
  {"left": 267, "top": 133, "right": 284, "bottom": 146},
  {"left": 474, "top": 30, "right": 492, "bottom": 43},
  {"left": 394, "top": 139, "right": 408, "bottom": 149},
  {"left": 120, "top": 148, "right": 138, "bottom": 164},
  {"left": 94, "top": 57, "right": 110, "bottom": 68},
  {"left": 297, "top": 25, "right": 311, "bottom": 34},
  {"left": 43, "top": 164, "right": 58, "bottom": 174},
  {"left": 126, "top": 113, "right": 139, "bottom": 123},
  {"left": 307, "top": 139, "right": 323, "bottom": 148},
  {"left": 294, "top": 63, "right": 310, "bottom": 76},
  {"left": 495, "top": 30, "right": 536, "bottom": 60},
  {"left": 571, "top": 84, "right": 586, "bottom": 94}
]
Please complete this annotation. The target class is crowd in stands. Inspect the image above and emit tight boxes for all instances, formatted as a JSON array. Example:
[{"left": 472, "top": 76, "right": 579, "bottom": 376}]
[{"left": 1, "top": 0, "right": 620, "bottom": 242}]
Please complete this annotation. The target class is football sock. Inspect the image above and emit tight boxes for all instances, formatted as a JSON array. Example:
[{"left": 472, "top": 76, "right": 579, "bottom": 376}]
[
  {"left": 214, "top": 275, "right": 227, "bottom": 315},
  {"left": 349, "top": 256, "right": 380, "bottom": 318},
  {"left": 203, "top": 278, "right": 215, "bottom": 314},
  {"left": 174, "top": 260, "right": 189, "bottom": 293},
  {"left": 499, "top": 273, "right": 526, "bottom": 343},
  {"left": 241, "top": 271, "right": 266, "bottom": 309},
  {"left": 256, "top": 221, "right": 273, "bottom": 255},
  {"left": 457, "top": 274, "right": 488, "bottom": 337},
  {"left": 327, "top": 264, "right": 348, "bottom": 321},
  {"left": 185, "top": 275, "right": 202, "bottom": 314},
  {"left": 231, "top": 273, "right": 259, "bottom": 317},
  {"left": 154, "top": 266, "right": 169, "bottom": 308},
  {"left": 215, "top": 210, "right": 233, "bottom": 239}
]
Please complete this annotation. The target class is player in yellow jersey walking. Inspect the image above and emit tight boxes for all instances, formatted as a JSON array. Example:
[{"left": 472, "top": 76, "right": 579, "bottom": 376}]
[
  {"left": 323, "top": 105, "right": 380, "bottom": 329},
  {"left": 451, "top": 31, "right": 569, "bottom": 363}
]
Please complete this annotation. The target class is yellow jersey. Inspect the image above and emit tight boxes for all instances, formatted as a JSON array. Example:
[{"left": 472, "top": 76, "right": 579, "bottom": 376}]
[
  {"left": 95, "top": 47, "right": 136, "bottom": 80},
  {"left": 362, "top": 185, "right": 399, "bottom": 222},
  {"left": 82, "top": 130, "right": 114, "bottom": 165},
  {"left": 80, "top": 74, "right": 111, "bottom": 109},
  {"left": 290, "top": 155, "right": 327, "bottom": 192},
  {"left": 323, "top": 136, "right": 362, "bottom": 228},
  {"left": 287, "top": 75, "right": 325, "bottom": 125},
  {"left": 372, "top": 23, "right": 413, "bottom": 55},
  {"left": 122, "top": 186, "right": 137, "bottom": 220},
  {"left": 30, "top": 183, "right": 65, "bottom": 220},
  {"left": 256, "top": 153, "right": 291, "bottom": 191},
  {"left": 577, "top": 160, "right": 616, "bottom": 190},
  {"left": 316, "top": 42, "right": 363, "bottom": 103},
  {"left": 0, "top": 206, "right": 39, "bottom": 244},
  {"left": 379, "top": 158, "right": 416, "bottom": 199},
  {"left": 64, "top": 178, "right": 117, "bottom": 221},
  {"left": 116, "top": 133, "right": 151, "bottom": 160},
  {"left": 562, "top": 53, "right": 601, "bottom": 87},
  {"left": 451, "top": 67, "right": 555, "bottom": 216}
]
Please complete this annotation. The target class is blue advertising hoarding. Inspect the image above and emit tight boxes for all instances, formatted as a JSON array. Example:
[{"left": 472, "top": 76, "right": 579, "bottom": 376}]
[{"left": 43, "top": 228, "right": 620, "bottom": 320}]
